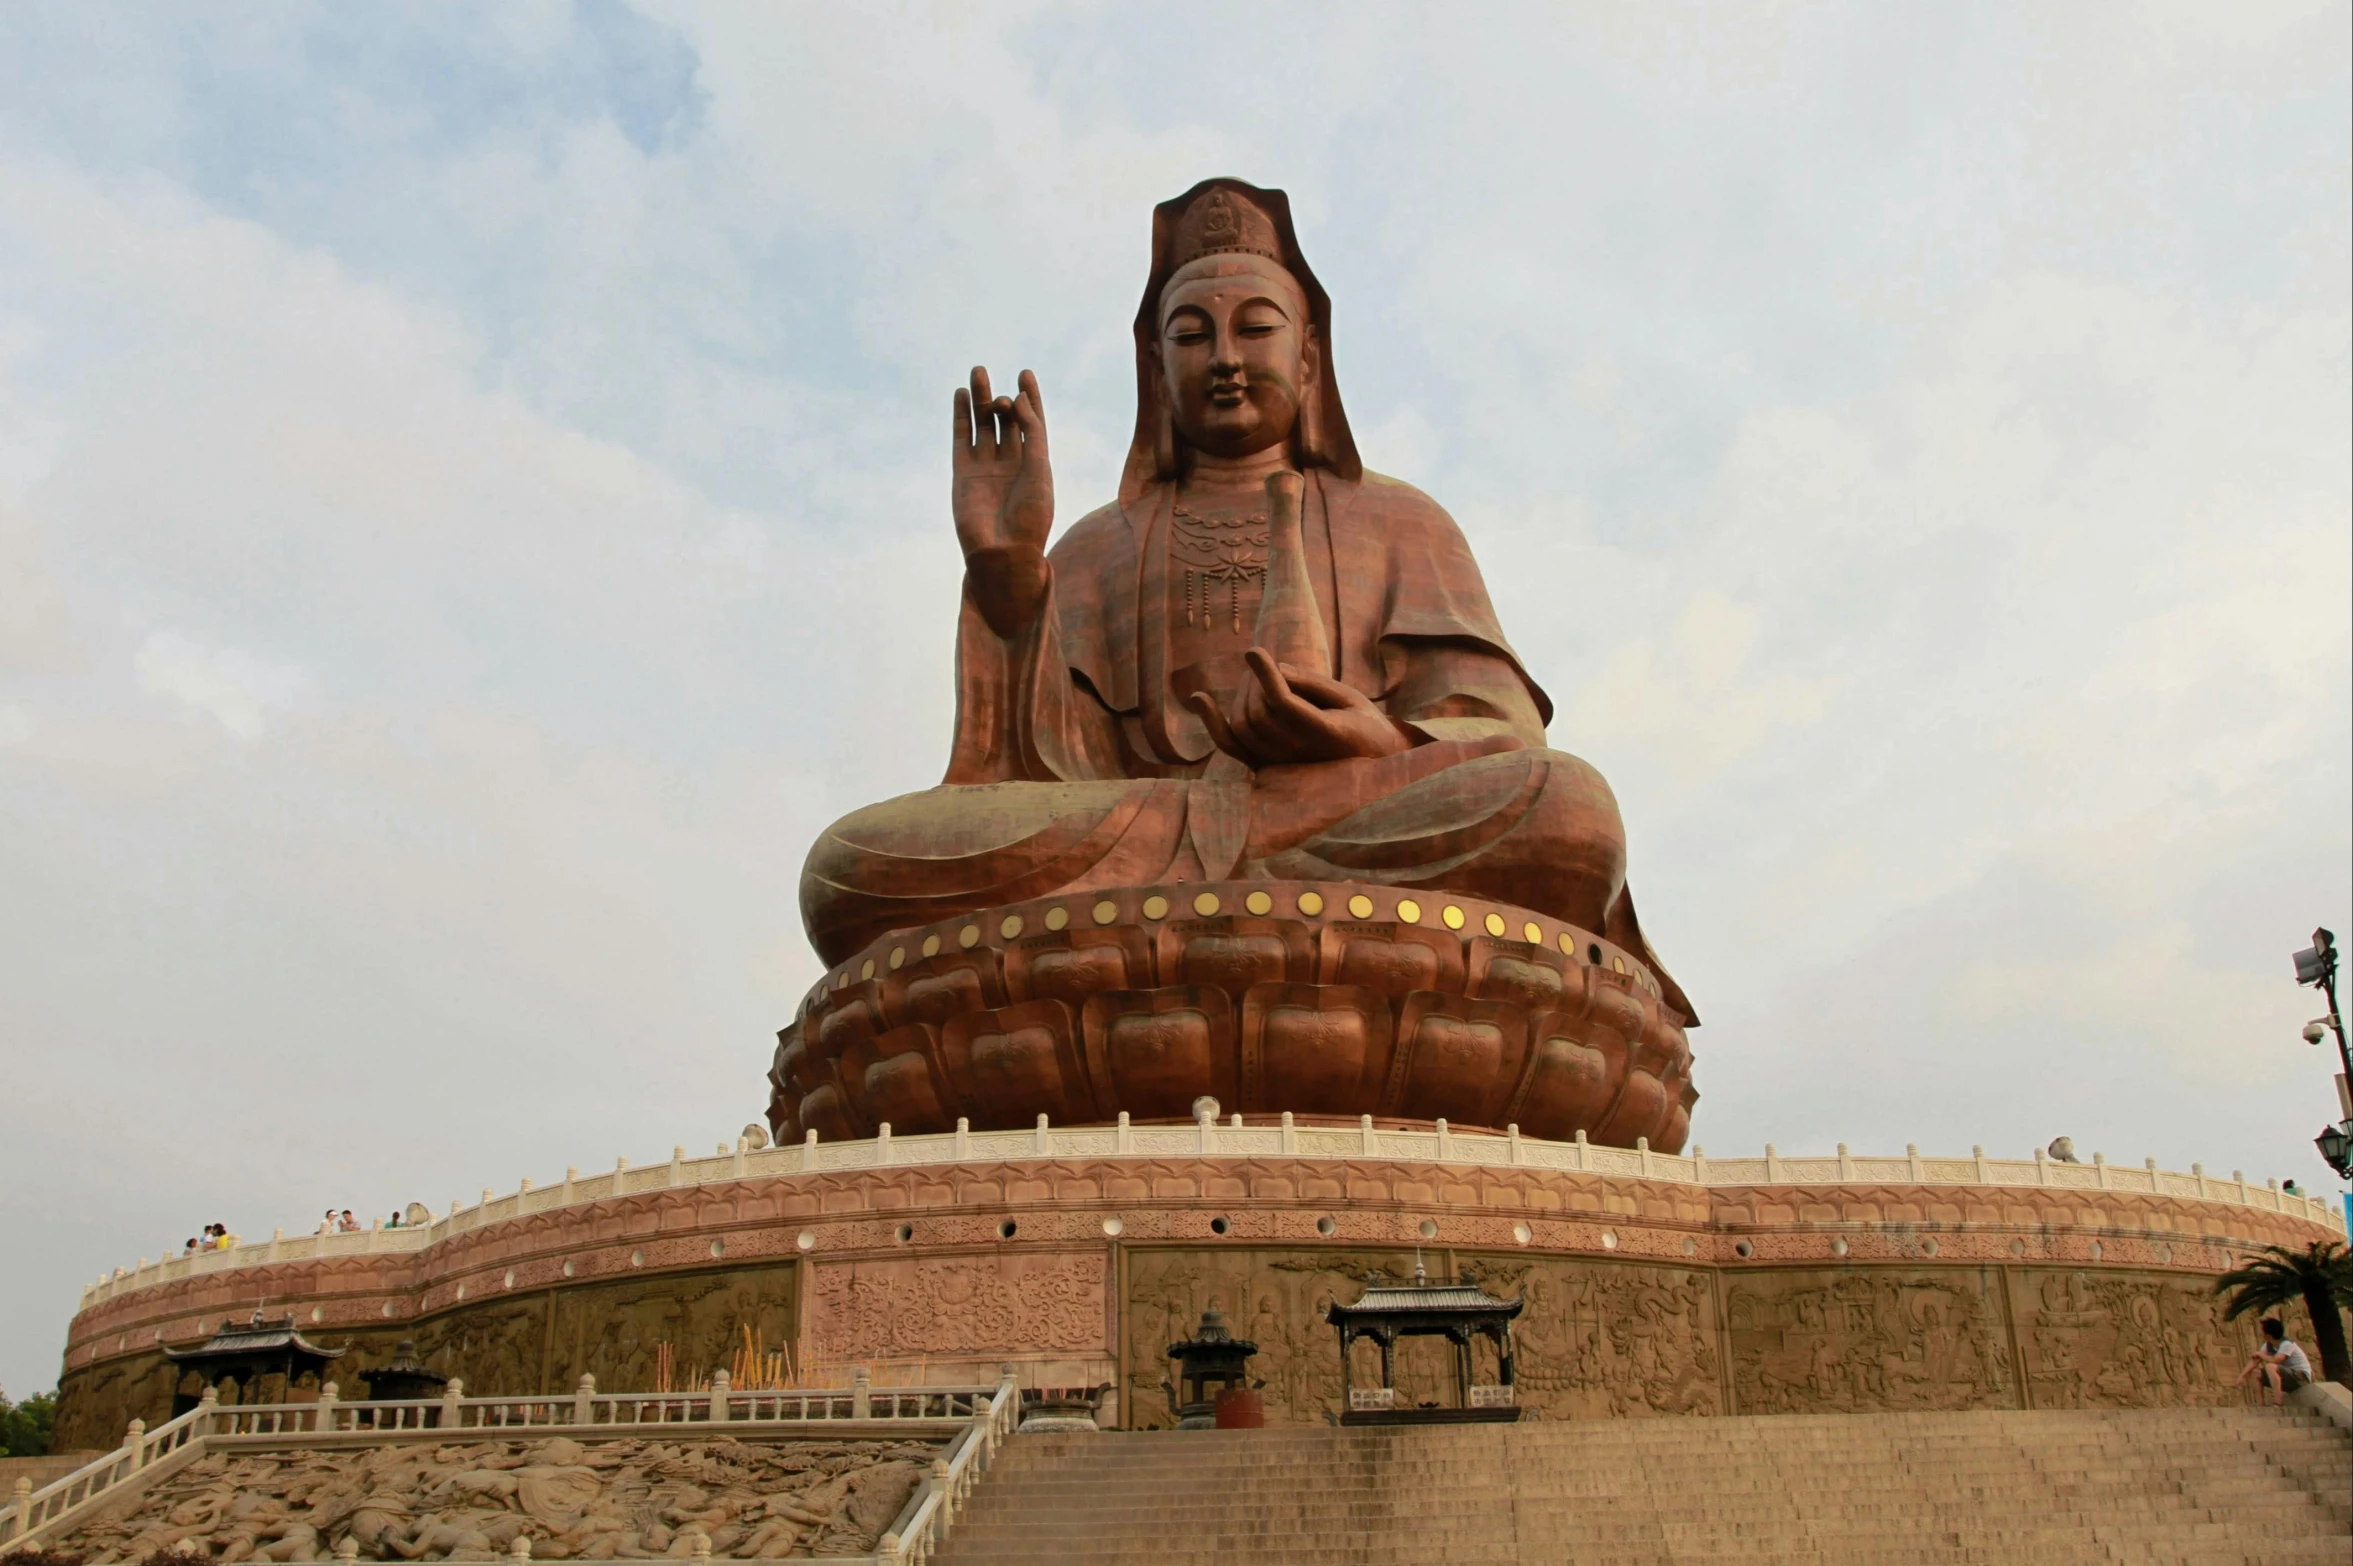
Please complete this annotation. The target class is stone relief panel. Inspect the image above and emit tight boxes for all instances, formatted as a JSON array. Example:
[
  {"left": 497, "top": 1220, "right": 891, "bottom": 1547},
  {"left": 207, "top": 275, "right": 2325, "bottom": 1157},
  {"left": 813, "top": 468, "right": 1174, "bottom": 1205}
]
[
  {"left": 50, "top": 1353, "right": 177, "bottom": 1452},
  {"left": 55, "top": 1432, "right": 941, "bottom": 1562},
  {"left": 546, "top": 1263, "right": 800, "bottom": 1395},
  {"left": 2013, "top": 1267, "right": 2316, "bottom": 1410},
  {"left": 1459, "top": 1255, "right": 1722, "bottom": 1419},
  {"left": 412, "top": 1296, "right": 549, "bottom": 1399},
  {"left": 808, "top": 1252, "right": 1103, "bottom": 1363},
  {"left": 1726, "top": 1268, "right": 2014, "bottom": 1414}
]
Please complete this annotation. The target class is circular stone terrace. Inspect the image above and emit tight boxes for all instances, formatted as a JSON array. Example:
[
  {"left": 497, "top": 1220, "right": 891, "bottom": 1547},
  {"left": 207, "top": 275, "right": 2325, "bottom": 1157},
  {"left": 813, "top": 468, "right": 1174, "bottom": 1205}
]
[{"left": 62, "top": 1116, "right": 2346, "bottom": 1432}]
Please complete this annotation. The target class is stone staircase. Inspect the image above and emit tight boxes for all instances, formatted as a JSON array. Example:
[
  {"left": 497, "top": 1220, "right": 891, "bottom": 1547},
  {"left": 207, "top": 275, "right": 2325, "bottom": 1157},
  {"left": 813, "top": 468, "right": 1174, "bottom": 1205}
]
[{"left": 938, "top": 1407, "right": 2351, "bottom": 1564}]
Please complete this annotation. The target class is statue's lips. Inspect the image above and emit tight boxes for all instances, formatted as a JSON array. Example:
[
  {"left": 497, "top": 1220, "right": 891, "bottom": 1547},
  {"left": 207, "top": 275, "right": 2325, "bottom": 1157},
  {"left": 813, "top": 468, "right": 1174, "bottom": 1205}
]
[{"left": 1207, "top": 383, "right": 1247, "bottom": 405}]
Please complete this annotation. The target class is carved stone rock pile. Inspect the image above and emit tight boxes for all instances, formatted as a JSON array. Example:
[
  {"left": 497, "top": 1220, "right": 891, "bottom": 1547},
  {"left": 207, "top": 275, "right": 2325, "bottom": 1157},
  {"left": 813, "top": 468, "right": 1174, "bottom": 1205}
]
[{"left": 61, "top": 1435, "right": 937, "bottom": 1562}]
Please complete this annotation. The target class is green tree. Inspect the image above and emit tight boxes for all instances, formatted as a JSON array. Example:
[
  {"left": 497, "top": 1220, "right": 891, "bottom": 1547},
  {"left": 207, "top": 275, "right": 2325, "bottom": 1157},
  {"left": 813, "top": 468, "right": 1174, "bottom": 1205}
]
[
  {"left": 2212, "top": 1240, "right": 2353, "bottom": 1386},
  {"left": 0, "top": 1385, "right": 57, "bottom": 1457}
]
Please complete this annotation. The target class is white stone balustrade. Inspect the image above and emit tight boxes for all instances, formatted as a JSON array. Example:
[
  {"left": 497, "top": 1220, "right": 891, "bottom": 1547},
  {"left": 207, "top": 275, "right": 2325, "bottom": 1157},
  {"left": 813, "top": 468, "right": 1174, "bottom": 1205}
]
[{"left": 79, "top": 1115, "right": 2346, "bottom": 1309}]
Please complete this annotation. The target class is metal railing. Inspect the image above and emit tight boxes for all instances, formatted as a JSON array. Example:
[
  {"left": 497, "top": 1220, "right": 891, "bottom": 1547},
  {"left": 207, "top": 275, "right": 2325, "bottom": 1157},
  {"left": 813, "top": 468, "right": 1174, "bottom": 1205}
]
[
  {"left": 2, "top": 1377, "right": 1008, "bottom": 1561},
  {"left": 78, "top": 1116, "right": 2346, "bottom": 1310}
]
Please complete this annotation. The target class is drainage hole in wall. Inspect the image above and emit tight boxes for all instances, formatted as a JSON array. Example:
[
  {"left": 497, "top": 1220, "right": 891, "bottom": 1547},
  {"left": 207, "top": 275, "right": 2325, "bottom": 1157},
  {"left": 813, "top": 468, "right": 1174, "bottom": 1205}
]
[
  {"left": 894, "top": 1224, "right": 914, "bottom": 1244},
  {"left": 1600, "top": 1229, "right": 1619, "bottom": 1250},
  {"left": 797, "top": 1230, "right": 817, "bottom": 1252},
  {"left": 1831, "top": 1238, "right": 1849, "bottom": 1257},
  {"left": 1920, "top": 1237, "right": 1939, "bottom": 1257},
  {"left": 709, "top": 1238, "right": 725, "bottom": 1259},
  {"left": 629, "top": 1249, "right": 644, "bottom": 1267},
  {"left": 1209, "top": 1216, "right": 1230, "bottom": 1236},
  {"left": 1733, "top": 1239, "right": 1755, "bottom": 1259},
  {"left": 1318, "top": 1216, "right": 1339, "bottom": 1238},
  {"left": 2010, "top": 1238, "right": 2026, "bottom": 1257},
  {"left": 503, "top": 1269, "right": 516, "bottom": 1288},
  {"left": 1681, "top": 1238, "right": 1698, "bottom": 1257},
  {"left": 562, "top": 1259, "right": 576, "bottom": 1278},
  {"left": 998, "top": 1219, "right": 1018, "bottom": 1240},
  {"left": 1510, "top": 1222, "right": 1531, "bottom": 1246},
  {"left": 1418, "top": 1219, "right": 1439, "bottom": 1240},
  {"left": 1102, "top": 1217, "right": 1124, "bottom": 1237}
]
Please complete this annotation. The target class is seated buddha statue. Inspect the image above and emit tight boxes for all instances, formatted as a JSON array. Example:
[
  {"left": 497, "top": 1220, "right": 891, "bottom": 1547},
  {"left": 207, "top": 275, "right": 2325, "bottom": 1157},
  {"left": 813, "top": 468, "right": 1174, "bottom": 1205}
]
[{"left": 784, "top": 179, "right": 1694, "bottom": 1149}]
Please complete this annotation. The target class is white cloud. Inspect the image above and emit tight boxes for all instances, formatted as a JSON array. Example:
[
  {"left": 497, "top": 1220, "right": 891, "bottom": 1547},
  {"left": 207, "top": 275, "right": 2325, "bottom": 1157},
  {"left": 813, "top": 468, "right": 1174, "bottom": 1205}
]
[{"left": 133, "top": 631, "right": 307, "bottom": 740}]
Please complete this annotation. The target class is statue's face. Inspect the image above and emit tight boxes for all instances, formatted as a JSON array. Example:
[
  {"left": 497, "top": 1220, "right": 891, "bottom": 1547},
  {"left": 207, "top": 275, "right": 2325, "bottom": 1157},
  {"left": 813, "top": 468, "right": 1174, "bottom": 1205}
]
[{"left": 1158, "top": 257, "right": 1317, "bottom": 460}]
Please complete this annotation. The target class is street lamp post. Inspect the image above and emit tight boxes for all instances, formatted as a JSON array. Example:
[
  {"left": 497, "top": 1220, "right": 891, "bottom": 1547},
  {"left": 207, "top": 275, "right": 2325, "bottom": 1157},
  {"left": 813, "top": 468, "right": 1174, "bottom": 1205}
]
[{"left": 2292, "top": 928, "right": 2353, "bottom": 1179}]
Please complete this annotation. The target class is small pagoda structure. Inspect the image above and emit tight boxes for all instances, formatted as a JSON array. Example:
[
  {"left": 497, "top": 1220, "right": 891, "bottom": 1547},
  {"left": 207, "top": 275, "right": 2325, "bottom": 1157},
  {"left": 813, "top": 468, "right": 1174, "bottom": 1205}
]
[
  {"left": 1164, "top": 1307, "right": 1259, "bottom": 1430},
  {"left": 1326, "top": 1263, "right": 1521, "bottom": 1425},
  {"left": 166, "top": 1308, "right": 345, "bottom": 1415}
]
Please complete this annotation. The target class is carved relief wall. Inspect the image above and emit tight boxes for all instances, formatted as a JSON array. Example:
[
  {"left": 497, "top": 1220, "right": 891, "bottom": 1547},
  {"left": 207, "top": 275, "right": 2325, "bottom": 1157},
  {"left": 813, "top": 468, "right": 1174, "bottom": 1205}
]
[
  {"left": 807, "top": 1252, "right": 1104, "bottom": 1363},
  {"left": 52, "top": 1265, "right": 802, "bottom": 1449},
  {"left": 1121, "top": 1249, "right": 1725, "bottom": 1427},
  {"left": 547, "top": 1264, "right": 800, "bottom": 1394},
  {"left": 1460, "top": 1255, "right": 1723, "bottom": 1419},
  {"left": 1725, "top": 1267, "right": 2015, "bottom": 1414},
  {"left": 2012, "top": 1267, "right": 2315, "bottom": 1410}
]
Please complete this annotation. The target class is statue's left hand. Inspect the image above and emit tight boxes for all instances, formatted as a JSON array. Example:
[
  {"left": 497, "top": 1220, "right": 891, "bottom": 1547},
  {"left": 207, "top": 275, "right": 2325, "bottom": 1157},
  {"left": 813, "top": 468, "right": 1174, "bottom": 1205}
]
[{"left": 1187, "top": 649, "right": 1413, "bottom": 768}]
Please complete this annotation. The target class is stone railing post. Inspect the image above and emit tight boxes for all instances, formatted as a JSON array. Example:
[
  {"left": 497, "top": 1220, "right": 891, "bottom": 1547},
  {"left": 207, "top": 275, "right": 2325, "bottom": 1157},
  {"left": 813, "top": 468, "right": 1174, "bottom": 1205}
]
[
  {"left": 442, "top": 1378, "right": 465, "bottom": 1431},
  {"left": 733, "top": 1139, "right": 747, "bottom": 1180},
  {"left": 1973, "top": 1145, "right": 1989, "bottom": 1184},
  {"left": 1282, "top": 1110, "right": 1297, "bottom": 1156},
  {"left": 1436, "top": 1118, "right": 1452, "bottom": 1160},
  {"left": 11, "top": 1475, "right": 33, "bottom": 1540},
  {"left": 669, "top": 1146, "right": 684, "bottom": 1187},
  {"left": 198, "top": 1385, "right": 219, "bottom": 1433},
  {"left": 1360, "top": 1114, "right": 1377, "bottom": 1157},
  {"left": 1574, "top": 1128, "right": 1589, "bottom": 1171},
  {"left": 929, "top": 1457, "right": 953, "bottom": 1526},
  {"left": 509, "top": 1536, "right": 531, "bottom": 1561},
  {"left": 335, "top": 1538, "right": 358, "bottom": 1564},
  {"left": 1507, "top": 1124, "right": 1522, "bottom": 1166},
  {"left": 1764, "top": 1142, "right": 1779, "bottom": 1183},
  {"left": 315, "top": 1381, "right": 338, "bottom": 1432},
  {"left": 804, "top": 1128, "right": 819, "bottom": 1171},
  {"left": 708, "top": 1370, "right": 731, "bottom": 1422},
  {"left": 1907, "top": 1144, "right": 1924, "bottom": 1182},
  {"left": 574, "top": 1373, "right": 596, "bottom": 1425},
  {"left": 2034, "top": 1146, "right": 2048, "bottom": 1185},
  {"left": 2193, "top": 1162, "right": 2207, "bottom": 1199},
  {"left": 1636, "top": 1135, "right": 1650, "bottom": 1178},
  {"left": 123, "top": 1417, "right": 146, "bottom": 1469},
  {"left": 2093, "top": 1152, "right": 2109, "bottom": 1189},
  {"left": 563, "top": 1166, "right": 576, "bottom": 1204},
  {"left": 268, "top": 1228, "right": 282, "bottom": 1262},
  {"left": 1036, "top": 1112, "right": 1052, "bottom": 1156},
  {"left": 876, "top": 1123, "right": 893, "bottom": 1165},
  {"left": 956, "top": 1116, "right": 973, "bottom": 1159},
  {"left": 1835, "top": 1143, "right": 1852, "bottom": 1182},
  {"left": 874, "top": 1533, "right": 900, "bottom": 1561},
  {"left": 852, "top": 1367, "right": 872, "bottom": 1421},
  {"left": 1115, "top": 1111, "right": 1130, "bottom": 1156}
]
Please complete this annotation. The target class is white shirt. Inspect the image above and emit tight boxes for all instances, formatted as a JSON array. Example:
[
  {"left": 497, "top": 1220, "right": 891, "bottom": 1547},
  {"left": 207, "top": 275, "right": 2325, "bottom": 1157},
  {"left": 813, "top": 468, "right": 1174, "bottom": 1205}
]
[{"left": 2269, "top": 1338, "right": 2313, "bottom": 1378}]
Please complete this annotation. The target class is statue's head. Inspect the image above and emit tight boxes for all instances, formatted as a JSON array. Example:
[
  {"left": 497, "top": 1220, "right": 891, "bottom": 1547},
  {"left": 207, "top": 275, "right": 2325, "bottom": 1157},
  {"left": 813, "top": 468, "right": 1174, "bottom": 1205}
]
[{"left": 1125, "top": 179, "right": 1360, "bottom": 500}]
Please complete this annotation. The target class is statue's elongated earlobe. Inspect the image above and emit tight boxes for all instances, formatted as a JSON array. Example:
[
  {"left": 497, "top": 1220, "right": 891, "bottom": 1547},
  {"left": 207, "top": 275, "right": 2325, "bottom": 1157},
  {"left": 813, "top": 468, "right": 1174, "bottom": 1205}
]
[{"left": 1297, "top": 328, "right": 1328, "bottom": 468}]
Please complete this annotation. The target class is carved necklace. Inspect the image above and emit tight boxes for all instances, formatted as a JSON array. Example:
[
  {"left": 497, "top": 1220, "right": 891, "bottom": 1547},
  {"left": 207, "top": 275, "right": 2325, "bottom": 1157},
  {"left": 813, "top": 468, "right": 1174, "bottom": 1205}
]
[{"left": 1170, "top": 504, "right": 1268, "bottom": 632}]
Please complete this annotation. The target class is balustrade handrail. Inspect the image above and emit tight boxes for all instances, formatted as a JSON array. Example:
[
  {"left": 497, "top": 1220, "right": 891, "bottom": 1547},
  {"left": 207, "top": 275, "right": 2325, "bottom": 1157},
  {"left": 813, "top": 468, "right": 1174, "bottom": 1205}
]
[
  {"left": 874, "top": 1377, "right": 1019, "bottom": 1563},
  {"left": 79, "top": 1118, "right": 2345, "bottom": 1308}
]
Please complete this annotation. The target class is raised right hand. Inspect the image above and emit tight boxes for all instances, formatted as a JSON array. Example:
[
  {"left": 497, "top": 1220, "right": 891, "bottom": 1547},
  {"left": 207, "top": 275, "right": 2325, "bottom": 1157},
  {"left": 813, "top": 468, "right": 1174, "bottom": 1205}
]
[{"left": 953, "top": 367, "right": 1053, "bottom": 561}]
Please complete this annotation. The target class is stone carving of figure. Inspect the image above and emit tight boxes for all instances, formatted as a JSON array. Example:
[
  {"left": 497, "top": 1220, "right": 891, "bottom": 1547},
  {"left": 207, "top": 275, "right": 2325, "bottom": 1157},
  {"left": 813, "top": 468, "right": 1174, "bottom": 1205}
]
[{"left": 799, "top": 179, "right": 1692, "bottom": 1028}]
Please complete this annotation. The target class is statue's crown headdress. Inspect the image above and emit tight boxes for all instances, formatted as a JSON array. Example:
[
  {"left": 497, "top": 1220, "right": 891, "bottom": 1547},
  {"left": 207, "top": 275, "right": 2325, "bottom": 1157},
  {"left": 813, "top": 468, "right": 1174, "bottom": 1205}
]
[{"left": 1168, "top": 185, "right": 1285, "bottom": 268}]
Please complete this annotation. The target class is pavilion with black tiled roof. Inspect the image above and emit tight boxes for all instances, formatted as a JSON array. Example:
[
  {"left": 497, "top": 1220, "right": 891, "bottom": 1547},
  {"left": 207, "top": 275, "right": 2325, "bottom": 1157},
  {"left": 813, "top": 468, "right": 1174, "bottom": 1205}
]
[{"left": 1325, "top": 1263, "right": 1522, "bottom": 1425}]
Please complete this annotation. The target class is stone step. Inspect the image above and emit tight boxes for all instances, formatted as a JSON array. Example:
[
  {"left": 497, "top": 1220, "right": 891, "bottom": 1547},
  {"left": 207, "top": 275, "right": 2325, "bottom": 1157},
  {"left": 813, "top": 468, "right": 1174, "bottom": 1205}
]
[{"left": 936, "top": 1408, "right": 2351, "bottom": 1566}]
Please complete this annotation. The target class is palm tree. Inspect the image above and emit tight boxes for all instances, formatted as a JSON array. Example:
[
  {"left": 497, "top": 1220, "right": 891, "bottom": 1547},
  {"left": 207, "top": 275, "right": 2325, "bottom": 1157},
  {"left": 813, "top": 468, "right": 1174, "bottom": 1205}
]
[{"left": 2213, "top": 1240, "right": 2353, "bottom": 1386}]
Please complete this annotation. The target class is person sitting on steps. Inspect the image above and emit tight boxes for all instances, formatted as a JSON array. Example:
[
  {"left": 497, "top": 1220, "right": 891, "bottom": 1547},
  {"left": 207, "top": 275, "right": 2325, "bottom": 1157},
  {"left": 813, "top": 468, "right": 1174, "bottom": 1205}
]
[{"left": 2234, "top": 1317, "right": 2312, "bottom": 1405}]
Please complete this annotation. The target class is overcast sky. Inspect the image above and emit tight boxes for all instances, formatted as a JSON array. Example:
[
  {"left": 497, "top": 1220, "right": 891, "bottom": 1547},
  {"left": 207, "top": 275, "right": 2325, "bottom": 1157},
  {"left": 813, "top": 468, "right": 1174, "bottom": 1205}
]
[{"left": 2, "top": 1, "right": 2347, "bottom": 1401}]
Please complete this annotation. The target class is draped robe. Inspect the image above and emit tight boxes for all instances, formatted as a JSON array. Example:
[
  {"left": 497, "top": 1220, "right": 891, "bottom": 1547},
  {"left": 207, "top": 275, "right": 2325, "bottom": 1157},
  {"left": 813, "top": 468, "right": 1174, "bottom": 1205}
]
[{"left": 799, "top": 466, "right": 1692, "bottom": 1023}]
